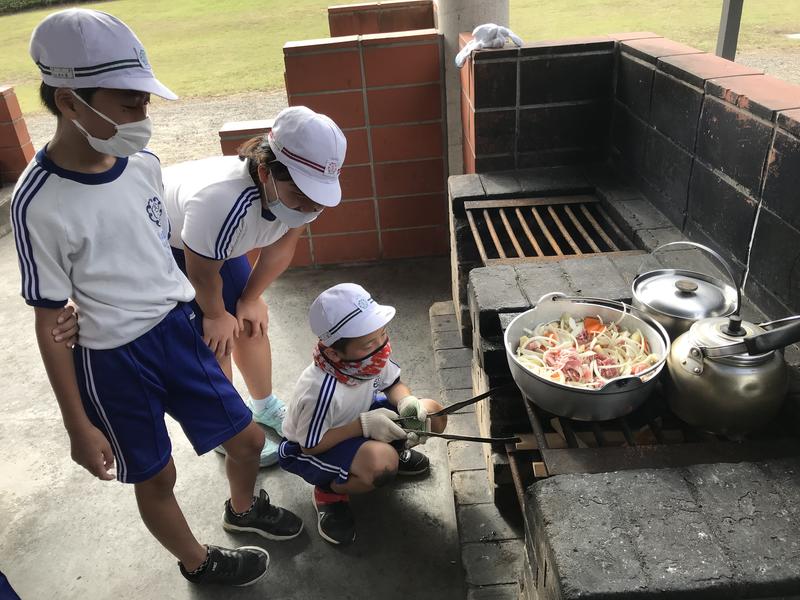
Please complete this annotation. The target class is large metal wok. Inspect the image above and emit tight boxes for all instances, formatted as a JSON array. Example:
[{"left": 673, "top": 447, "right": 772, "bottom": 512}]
[{"left": 504, "top": 294, "right": 671, "bottom": 421}]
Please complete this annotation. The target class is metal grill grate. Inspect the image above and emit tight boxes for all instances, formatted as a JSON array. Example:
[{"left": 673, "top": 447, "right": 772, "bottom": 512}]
[{"left": 464, "top": 195, "right": 643, "bottom": 266}]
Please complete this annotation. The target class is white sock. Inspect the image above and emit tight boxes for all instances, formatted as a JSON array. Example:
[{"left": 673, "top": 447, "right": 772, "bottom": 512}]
[{"left": 250, "top": 394, "right": 274, "bottom": 412}]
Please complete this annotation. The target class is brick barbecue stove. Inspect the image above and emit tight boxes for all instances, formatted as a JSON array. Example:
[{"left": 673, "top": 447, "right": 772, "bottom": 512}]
[{"left": 450, "top": 32, "right": 800, "bottom": 600}]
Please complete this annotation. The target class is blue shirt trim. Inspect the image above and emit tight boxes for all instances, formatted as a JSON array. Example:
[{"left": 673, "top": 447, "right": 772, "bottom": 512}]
[
  {"left": 35, "top": 146, "right": 128, "bottom": 185},
  {"left": 26, "top": 298, "right": 68, "bottom": 308}
]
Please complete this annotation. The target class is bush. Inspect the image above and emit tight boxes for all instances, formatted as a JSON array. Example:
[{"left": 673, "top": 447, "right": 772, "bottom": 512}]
[{"left": 0, "top": 0, "right": 88, "bottom": 15}]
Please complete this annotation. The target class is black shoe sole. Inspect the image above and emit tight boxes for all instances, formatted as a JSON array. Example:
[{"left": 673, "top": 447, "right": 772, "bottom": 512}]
[
  {"left": 222, "top": 517, "right": 304, "bottom": 541},
  {"left": 312, "top": 489, "right": 355, "bottom": 546},
  {"left": 233, "top": 546, "right": 271, "bottom": 587}
]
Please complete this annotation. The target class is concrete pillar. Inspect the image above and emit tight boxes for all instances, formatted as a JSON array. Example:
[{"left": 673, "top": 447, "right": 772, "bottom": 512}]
[{"left": 435, "top": 0, "right": 509, "bottom": 175}]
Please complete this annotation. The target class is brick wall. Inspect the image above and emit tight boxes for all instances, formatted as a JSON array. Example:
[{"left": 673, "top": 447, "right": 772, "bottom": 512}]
[
  {"left": 283, "top": 29, "right": 448, "bottom": 265},
  {"left": 328, "top": 0, "right": 434, "bottom": 37},
  {"left": 0, "top": 86, "right": 34, "bottom": 186}
]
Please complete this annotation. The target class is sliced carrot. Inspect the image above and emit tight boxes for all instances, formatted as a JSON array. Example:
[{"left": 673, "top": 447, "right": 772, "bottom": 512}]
[{"left": 583, "top": 317, "right": 606, "bottom": 335}]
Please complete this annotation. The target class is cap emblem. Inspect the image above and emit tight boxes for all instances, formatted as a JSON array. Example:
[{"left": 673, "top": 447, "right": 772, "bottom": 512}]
[
  {"left": 50, "top": 66, "right": 75, "bottom": 79},
  {"left": 137, "top": 47, "right": 151, "bottom": 70},
  {"left": 325, "top": 160, "right": 340, "bottom": 177}
]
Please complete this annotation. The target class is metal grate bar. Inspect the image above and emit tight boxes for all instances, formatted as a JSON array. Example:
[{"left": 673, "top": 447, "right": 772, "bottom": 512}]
[
  {"left": 499, "top": 208, "right": 525, "bottom": 258},
  {"left": 531, "top": 207, "right": 563, "bottom": 255},
  {"left": 580, "top": 204, "right": 620, "bottom": 251},
  {"left": 547, "top": 206, "right": 582, "bottom": 255},
  {"left": 596, "top": 204, "right": 636, "bottom": 248},
  {"left": 466, "top": 210, "right": 489, "bottom": 263},
  {"left": 565, "top": 205, "right": 602, "bottom": 253},
  {"left": 515, "top": 208, "right": 544, "bottom": 257},
  {"left": 483, "top": 209, "right": 507, "bottom": 258}
]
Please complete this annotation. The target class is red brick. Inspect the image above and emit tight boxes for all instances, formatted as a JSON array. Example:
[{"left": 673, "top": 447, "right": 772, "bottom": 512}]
[
  {"left": 0, "top": 142, "right": 33, "bottom": 173},
  {"left": 0, "top": 118, "right": 31, "bottom": 149},
  {"left": 706, "top": 74, "right": 800, "bottom": 122},
  {"left": 220, "top": 139, "right": 242, "bottom": 156},
  {"left": 328, "top": 12, "right": 359, "bottom": 37},
  {"left": 620, "top": 38, "right": 703, "bottom": 65},
  {"left": 344, "top": 128, "right": 370, "bottom": 165},
  {"left": 313, "top": 231, "right": 380, "bottom": 264},
  {"left": 658, "top": 53, "right": 762, "bottom": 88},
  {"left": 367, "top": 83, "right": 442, "bottom": 125},
  {"left": 778, "top": 108, "right": 800, "bottom": 138},
  {"left": 284, "top": 36, "right": 360, "bottom": 54},
  {"left": 378, "top": 193, "right": 446, "bottom": 228},
  {"left": 289, "top": 237, "right": 313, "bottom": 268},
  {"left": 377, "top": 4, "right": 434, "bottom": 32},
  {"left": 363, "top": 41, "right": 441, "bottom": 87},
  {"left": 607, "top": 32, "right": 661, "bottom": 42},
  {"left": 219, "top": 119, "right": 273, "bottom": 137},
  {"left": 310, "top": 199, "right": 376, "bottom": 234},
  {"left": 288, "top": 90, "right": 365, "bottom": 129},
  {"left": 461, "top": 89, "right": 475, "bottom": 156},
  {"left": 360, "top": 28, "right": 438, "bottom": 46},
  {"left": 371, "top": 122, "right": 443, "bottom": 162},
  {"left": 340, "top": 164, "right": 374, "bottom": 199},
  {"left": 381, "top": 225, "right": 448, "bottom": 258},
  {"left": 374, "top": 158, "right": 444, "bottom": 196},
  {"left": 458, "top": 33, "right": 473, "bottom": 49},
  {"left": 284, "top": 49, "right": 362, "bottom": 94},
  {"left": 463, "top": 142, "right": 476, "bottom": 174},
  {"left": 0, "top": 87, "right": 23, "bottom": 122}
]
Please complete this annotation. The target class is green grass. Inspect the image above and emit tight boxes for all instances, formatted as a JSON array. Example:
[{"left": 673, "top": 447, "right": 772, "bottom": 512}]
[{"left": 2, "top": 0, "right": 799, "bottom": 115}]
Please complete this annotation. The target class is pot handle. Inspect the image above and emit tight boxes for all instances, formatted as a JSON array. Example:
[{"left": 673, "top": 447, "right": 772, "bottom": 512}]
[
  {"left": 703, "top": 318, "right": 800, "bottom": 357},
  {"left": 640, "top": 241, "right": 741, "bottom": 314}
]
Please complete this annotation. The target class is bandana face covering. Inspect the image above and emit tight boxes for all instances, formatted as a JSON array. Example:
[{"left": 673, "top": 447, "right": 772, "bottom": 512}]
[{"left": 313, "top": 340, "right": 392, "bottom": 386}]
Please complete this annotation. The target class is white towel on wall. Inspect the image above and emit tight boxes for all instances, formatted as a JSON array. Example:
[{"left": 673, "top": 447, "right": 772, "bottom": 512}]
[{"left": 455, "top": 23, "right": 524, "bottom": 68}]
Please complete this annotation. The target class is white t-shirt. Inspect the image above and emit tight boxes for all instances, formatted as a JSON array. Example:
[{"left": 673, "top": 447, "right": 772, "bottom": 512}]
[
  {"left": 11, "top": 148, "right": 195, "bottom": 350},
  {"left": 283, "top": 360, "right": 402, "bottom": 449},
  {"left": 162, "top": 156, "right": 289, "bottom": 260}
]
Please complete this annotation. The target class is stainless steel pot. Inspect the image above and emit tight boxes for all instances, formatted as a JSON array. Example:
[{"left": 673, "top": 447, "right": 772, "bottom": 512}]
[
  {"left": 631, "top": 241, "right": 739, "bottom": 339},
  {"left": 504, "top": 293, "right": 670, "bottom": 421},
  {"left": 666, "top": 314, "right": 800, "bottom": 436}
]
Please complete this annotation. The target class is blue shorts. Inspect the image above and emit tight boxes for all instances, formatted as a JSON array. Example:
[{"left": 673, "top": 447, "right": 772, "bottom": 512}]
[
  {"left": 73, "top": 303, "right": 252, "bottom": 484},
  {"left": 278, "top": 397, "right": 402, "bottom": 488},
  {"left": 0, "top": 571, "right": 21, "bottom": 600},
  {"left": 171, "top": 247, "right": 251, "bottom": 334}
]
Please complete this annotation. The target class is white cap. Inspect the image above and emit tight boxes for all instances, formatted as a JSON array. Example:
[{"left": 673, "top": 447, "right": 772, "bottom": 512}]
[
  {"left": 30, "top": 9, "right": 177, "bottom": 100},
  {"left": 267, "top": 106, "right": 346, "bottom": 207},
  {"left": 309, "top": 283, "right": 395, "bottom": 346}
]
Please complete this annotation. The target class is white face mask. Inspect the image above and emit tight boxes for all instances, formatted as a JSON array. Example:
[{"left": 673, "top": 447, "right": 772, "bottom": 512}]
[
  {"left": 70, "top": 91, "right": 152, "bottom": 157},
  {"left": 265, "top": 177, "right": 322, "bottom": 228}
]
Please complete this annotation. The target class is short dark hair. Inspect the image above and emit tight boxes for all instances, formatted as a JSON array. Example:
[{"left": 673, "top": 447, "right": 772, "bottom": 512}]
[
  {"left": 237, "top": 135, "right": 292, "bottom": 182},
  {"left": 39, "top": 83, "right": 97, "bottom": 117},
  {"left": 329, "top": 337, "right": 354, "bottom": 354}
]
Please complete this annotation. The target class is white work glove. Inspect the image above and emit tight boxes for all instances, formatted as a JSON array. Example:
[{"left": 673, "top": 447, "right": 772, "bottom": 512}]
[
  {"left": 360, "top": 408, "right": 407, "bottom": 443},
  {"left": 455, "top": 23, "right": 524, "bottom": 67},
  {"left": 398, "top": 395, "right": 427, "bottom": 422}
]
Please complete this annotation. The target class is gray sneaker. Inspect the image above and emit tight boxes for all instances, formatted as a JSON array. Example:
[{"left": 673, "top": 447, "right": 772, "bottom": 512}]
[
  {"left": 179, "top": 545, "right": 269, "bottom": 586},
  {"left": 248, "top": 395, "right": 286, "bottom": 436}
]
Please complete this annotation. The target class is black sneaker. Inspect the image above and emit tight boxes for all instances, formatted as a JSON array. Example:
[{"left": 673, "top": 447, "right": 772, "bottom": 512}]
[
  {"left": 397, "top": 448, "right": 429, "bottom": 475},
  {"left": 223, "top": 489, "right": 303, "bottom": 540},
  {"left": 313, "top": 487, "right": 355, "bottom": 545},
  {"left": 179, "top": 545, "right": 269, "bottom": 586}
]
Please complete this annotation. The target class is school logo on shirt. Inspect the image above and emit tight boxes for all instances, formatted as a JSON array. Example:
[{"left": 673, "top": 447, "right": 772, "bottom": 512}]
[{"left": 146, "top": 197, "right": 163, "bottom": 227}]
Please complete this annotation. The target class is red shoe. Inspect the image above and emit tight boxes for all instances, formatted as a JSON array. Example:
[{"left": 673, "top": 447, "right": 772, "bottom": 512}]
[{"left": 312, "top": 487, "right": 355, "bottom": 545}]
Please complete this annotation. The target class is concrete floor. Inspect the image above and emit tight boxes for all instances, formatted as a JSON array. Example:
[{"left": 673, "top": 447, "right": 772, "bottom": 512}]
[{"left": 0, "top": 231, "right": 462, "bottom": 600}]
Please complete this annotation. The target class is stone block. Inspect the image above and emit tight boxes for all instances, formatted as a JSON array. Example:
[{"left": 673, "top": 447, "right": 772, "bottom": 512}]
[
  {"left": 514, "top": 262, "right": 575, "bottom": 306},
  {"left": 461, "top": 539, "right": 524, "bottom": 587},
  {"left": 630, "top": 225, "right": 684, "bottom": 254},
  {"left": 608, "top": 252, "right": 651, "bottom": 289},
  {"left": 560, "top": 255, "right": 630, "bottom": 300},
  {"left": 457, "top": 503, "right": 523, "bottom": 544},
  {"left": 519, "top": 37, "right": 614, "bottom": 56},
  {"left": 706, "top": 74, "right": 800, "bottom": 122},
  {"left": 452, "top": 469, "right": 494, "bottom": 506},
  {"left": 478, "top": 170, "right": 522, "bottom": 198},
  {"left": 620, "top": 38, "right": 703, "bottom": 65},
  {"left": 657, "top": 52, "right": 762, "bottom": 89},
  {"left": 430, "top": 301, "right": 456, "bottom": 317},
  {"left": 519, "top": 52, "right": 613, "bottom": 105},
  {"left": 748, "top": 207, "right": 800, "bottom": 312},
  {"left": 474, "top": 335, "right": 508, "bottom": 375},
  {"left": 468, "top": 266, "right": 530, "bottom": 339},
  {"left": 641, "top": 127, "right": 693, "bottom": 226},
  {"left": 603, "top": 196, "right": 672, "bottom": 234},
  {"left": 435, "top": 347, "right": 473, "bottom": 370},
  {"left": 439, "top": 366, "right": 473, "bottom": 391},
  {"left": 778, "top": 108, "right": 800, "bottom": 138},
  {"left": 473, "top": 59, "right": 518, "bottom": 109},
  {"left": 616, "top": 53, "right": 654, "bottom": 120},
  {"left": 696, "top": 96, "right": 772, "bottom": 195},
  {"left": 447, "top": 412, "right": 480, "bottom": 437},
  {"left": 442, "top": 387, "right": 478, "bottom": 412},
  {"left": 763, "top": 128, "right": 800, "bottom": 231},
  {"left": 449, "top": 174, "right": 487, "bottom": 214},
  {"left": 583, "top": 165, "right": 642, "bottom": 202},
  {"left": 610, "top": 102, "right": 648, "bottom": 175},
  {"left": 448, "top": 439, "right": 487, "bottom": 471},
  {"left": 517, "top": 101, "right": 610, "bottom": 153},
  {"left": 498, "top": 312, "right": 521, "bottom": 332},
  {"left": 475, "top": 110, "right": 517, "bottom": 156},
  {"left": 475, "top": 155, "right": 516, "bottom": 172},
  {"left": 517, "top": 148, "right": 600, "bottom": 169},
  {"left": 743, "top": 277, "right": 794, "bottom": 330},
  {"left": 686, "top": 161, "right": 756, "bottom": 266},
  {"left": 430, "top": 313, "right": 459, "bottom": 334},
  {"left": 466, "top": 584, "right": 520, "bottom": 600},
  {"left": 433, "top": 328, "right": 467, "bottom": 351},
  {"left": 650, "top": 70, "right": 703, "bottom": 151}
]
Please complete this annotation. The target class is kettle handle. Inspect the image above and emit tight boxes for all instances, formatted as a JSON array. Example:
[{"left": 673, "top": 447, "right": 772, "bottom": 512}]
[
  {"left": 640, "top": 241, "right": 741, "bottom": 314},
  {"left": 702, "top": 318, "right": 800, "bottom": 357}
]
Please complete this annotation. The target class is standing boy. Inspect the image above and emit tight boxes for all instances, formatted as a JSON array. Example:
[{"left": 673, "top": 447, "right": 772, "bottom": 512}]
[
  {"left": 13, "top": 9, "right": 301, "bottom": 587},
  {"left": 279, "top": 283, "right": 448, "bottom": 545}
]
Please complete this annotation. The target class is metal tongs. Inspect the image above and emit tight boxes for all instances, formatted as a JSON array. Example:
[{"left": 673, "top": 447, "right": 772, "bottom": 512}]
[{"left": 396, "top": 385, "right": 520, "bottom": 444}]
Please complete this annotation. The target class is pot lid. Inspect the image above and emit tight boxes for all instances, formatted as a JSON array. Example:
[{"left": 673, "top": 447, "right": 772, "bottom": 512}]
[
  {"left": 688, "top": 317, "right": 773, "bottom": 365},
  {"left": 633, "top": 269, "right": 737, "bottom": 320}
]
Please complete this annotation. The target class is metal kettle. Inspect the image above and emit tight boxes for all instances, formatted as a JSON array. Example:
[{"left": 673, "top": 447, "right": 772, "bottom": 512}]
[{"left": 666, "top": 314, "right": 800, "bottom": 436}]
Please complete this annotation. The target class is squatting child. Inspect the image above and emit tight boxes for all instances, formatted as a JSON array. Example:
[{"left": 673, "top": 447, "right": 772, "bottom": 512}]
[{"left": 279, "top": 283, "right": 447, "bottom": 545}]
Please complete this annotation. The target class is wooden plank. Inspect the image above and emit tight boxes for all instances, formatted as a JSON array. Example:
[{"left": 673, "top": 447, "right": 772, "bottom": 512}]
[
  {"left": 530, "top": 207, "right": 562, "bottom": 255},
  {"left": 466, "top": 209, "right": 489, "bottom": 264},
  {"left": 514, "top": 207, "right": 544, "bottom": 257},
  {"left": 499, "top": 208, "right": 525, "bottom": 258},
  {"left": 596, "top": 204, "right": 636, "bottom": 248},
  {"left": 547, "top": 206, "right": 582, "bottom": 254},
  {"left": 565, "top": 205, "right": 601, "bottom": 253},
  {"left": 484, "top": 249, "right": 645, "bottom": 266},
  {"left": 464, "top": 195, "right": 598, "bottom": 211},
  {"left": 483, "top": 209, "right": 507, "bottom": 259},
  {"left": 580, "top": 204, "right": 619, "bottom": 251}
]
